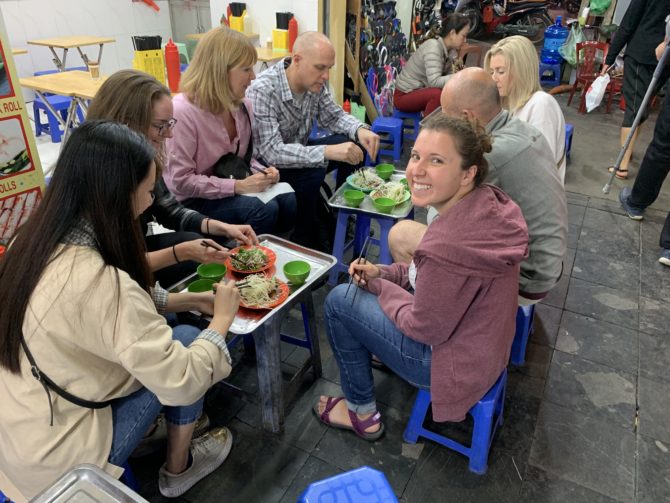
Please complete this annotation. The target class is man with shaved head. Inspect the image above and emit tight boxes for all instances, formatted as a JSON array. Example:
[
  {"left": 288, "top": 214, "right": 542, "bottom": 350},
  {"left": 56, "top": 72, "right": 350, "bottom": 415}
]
[
  {"left": 247, "top": 31, "right": 380, "bottom": 251},
  {"left": 391, "top": 68, "right": 567, "bottom": 304}
]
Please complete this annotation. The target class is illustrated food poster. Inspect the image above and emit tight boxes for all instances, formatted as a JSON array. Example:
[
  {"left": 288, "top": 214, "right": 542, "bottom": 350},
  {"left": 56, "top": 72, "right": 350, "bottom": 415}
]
[{"left": 0, "top": 10, "right": 44, "bottom": 246}]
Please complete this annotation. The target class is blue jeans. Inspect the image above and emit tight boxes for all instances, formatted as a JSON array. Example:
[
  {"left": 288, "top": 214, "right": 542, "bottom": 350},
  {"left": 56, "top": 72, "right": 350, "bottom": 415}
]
[
  {"left": 324, "top": 284, "right": 432, "bottom": 415},
  {"left": 108, "top": 324, "right": 204, "bottom": 466},
  {"left": 185, "top": 192, "right": 296, "bottom": 236}
]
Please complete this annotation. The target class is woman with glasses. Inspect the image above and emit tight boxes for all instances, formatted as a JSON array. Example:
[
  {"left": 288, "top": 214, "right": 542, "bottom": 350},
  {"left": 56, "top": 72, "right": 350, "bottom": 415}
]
[
  {"left": 164, "top": 27, "right": 297, "bottom": 237},
  {"left": 88, "top": 69, "right": 259, "bottom": 288}
]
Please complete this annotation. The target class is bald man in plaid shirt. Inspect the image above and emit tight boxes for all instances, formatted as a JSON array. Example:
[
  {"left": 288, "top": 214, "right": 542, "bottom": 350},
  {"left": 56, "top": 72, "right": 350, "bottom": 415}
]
[{"left": 247, "top": 31, "right": 380, "bottom": 251}]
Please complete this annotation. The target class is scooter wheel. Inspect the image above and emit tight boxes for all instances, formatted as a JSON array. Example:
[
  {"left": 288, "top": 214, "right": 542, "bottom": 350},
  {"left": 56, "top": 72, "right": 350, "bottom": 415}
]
[{"left": 525, "top": 11, "right": 552, "bottom": 46}]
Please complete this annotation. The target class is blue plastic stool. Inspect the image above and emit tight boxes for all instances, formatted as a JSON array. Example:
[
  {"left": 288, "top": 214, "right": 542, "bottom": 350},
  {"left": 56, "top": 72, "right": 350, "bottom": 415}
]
[
  {"left": 120, "top": 461, "right": 139, "bottom": 492},
  {"left": 510, "top": 305, "right": 535, "bottom": 366},
  {"left": 0, "top": 488, "right": 12, "bottom": 502},
  {"left": 34, "top": 95, "right": 85, "bottom": 143},
  {"left": 328, "top": 209, "right": 412, "bottom": 285},
  {"left": 539, "top": 62, "right": 562, "bottom": 88},
  {"left": 298, "top": 466, "right": 398, "bottom": 502},
  {"left": 403, "top": 369, "right": 508, "bottom": 475},
  {"left": 367, "top": 117, "right": 403, "bottom": 163},
  {"left": 565, "top": 123, "right": 574, "bottom": 160},
  {"left": 392, "top": 109, "right": 422, "bottom": 142}
]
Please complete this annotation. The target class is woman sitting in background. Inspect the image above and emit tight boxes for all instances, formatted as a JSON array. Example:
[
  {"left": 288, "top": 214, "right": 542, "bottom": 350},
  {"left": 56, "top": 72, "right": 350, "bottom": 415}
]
[
  {"left": 0, "top": 121, "right": 240, "bottom": 500},
  {"left": 87, "top": 69, "right": 258, "bottom": 288},
  {"left": 393, "top": 13, "right": 470, "bottom": 117},
  {"left": 313, "top": 115, "right": 528, "bottom": 439},
  {"left": 165, "top": 27, "right": 296, "bottom": 236},
  {"left": 485, "top": 35, "right": 567, "bottom": 184}
]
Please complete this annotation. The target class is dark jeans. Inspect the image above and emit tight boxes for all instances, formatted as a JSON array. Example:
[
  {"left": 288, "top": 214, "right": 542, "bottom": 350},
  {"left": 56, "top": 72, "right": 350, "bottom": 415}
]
[
  {"left": 628, "top": 90, "right": 670, "bottom": 249},
  {"left": 185, "top": 192, "right": 296, "bottom": 237},
  {"left": 280, "top": 135, "right": 362, "bottom": 250},
  {"left": 146, "top": 231, "right": 201, "bottom": 288}
]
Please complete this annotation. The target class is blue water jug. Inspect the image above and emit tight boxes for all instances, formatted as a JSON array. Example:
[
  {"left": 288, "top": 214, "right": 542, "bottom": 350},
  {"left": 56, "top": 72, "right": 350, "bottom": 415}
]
[{"left": 541, "top": 16, "right": 569, "bottom": 65}]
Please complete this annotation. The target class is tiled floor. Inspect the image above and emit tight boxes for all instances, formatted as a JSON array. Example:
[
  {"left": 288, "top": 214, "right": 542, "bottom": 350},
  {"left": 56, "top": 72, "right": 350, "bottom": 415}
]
[{"left": 33, "top": 92, "right": 670, "bottom": 502}]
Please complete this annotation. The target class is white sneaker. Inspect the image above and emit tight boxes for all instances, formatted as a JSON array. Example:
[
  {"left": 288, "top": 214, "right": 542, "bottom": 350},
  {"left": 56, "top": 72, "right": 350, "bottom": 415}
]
[
  {"left": 158, "top": 426, "right": 233, "bottom": 498},
  {"left": 131, "top": 413, "right": 210, "bottom": 458}
]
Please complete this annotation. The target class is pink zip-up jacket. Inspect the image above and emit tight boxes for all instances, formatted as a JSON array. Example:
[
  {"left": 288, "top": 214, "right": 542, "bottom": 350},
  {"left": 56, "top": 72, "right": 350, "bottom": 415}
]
[
  {"left": 164, "top": 94, "right": 265, "bottom": 201},
  {"left": 366, "top": 184, "right": 529, "bottom": 422}
]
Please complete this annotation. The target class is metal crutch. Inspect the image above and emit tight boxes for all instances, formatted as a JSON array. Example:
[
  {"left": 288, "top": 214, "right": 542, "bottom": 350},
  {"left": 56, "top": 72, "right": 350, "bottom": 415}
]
[{"left": 603, "top": 16, "right": 670, "bottom": 194}]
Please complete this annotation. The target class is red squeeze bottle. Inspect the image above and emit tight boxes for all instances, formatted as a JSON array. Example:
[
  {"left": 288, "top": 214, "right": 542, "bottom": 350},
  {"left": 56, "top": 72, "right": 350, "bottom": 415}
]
[
  {"left": 288, "top": 15, "right": 298, "bottom": 52},
  {"left": 165, "top": 39, "right": 181, "bottom": 93},
  {"left": 343, "top": 99, "right": 351, "bottom": 113}
]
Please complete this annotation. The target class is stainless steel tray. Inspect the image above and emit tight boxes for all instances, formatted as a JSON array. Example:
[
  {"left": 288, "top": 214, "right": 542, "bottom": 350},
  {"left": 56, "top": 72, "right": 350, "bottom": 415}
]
[
  {"left": 170, "top": 235, "right": 336, "bottom": 335},
  {"left": 31, "top": 463, "right": 148, "bottom": 503},
  {"left": 328, "top": 171, "right": 414, "bottom": 218}
]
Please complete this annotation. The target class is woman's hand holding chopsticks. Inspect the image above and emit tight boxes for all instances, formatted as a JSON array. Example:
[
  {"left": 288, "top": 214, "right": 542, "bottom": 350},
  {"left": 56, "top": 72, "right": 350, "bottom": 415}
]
[{"left": 348, "top": 259, "right": 381, "bottom": 287}]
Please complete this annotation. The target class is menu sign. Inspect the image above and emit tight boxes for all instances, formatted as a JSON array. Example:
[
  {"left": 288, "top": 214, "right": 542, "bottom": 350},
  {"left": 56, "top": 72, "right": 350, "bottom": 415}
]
[{"left": 0, "top": 10, "right": 44, "bottom": 245}]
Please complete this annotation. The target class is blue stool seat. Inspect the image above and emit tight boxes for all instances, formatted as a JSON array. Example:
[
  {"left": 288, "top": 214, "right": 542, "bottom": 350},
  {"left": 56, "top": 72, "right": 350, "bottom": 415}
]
[
  {"left": 510, "top": 305, "right": 535, "bottom": 366},
  {"left": 403, "top": 369, "right": 508, "bottom": 475},
  {"left": 328, "top": 208, "right": 412, "bottom": 285},
  {"left": 298, "top": 466, "right": 398, "bottom": 502},
  {"left": 368, "top": 117, "right": 403, "bottom": 163},
  {"left": 539, "top": 62, "right": 562, "bottom": 88},
  {"left": 392, "top": 109, "right": 422, "bottom": 142},
  {"left": 565, "top": 123, "right": 574, "bottom": 160},
  {"left": 33, "top": 94, "right": 84, "bottom": 143}
]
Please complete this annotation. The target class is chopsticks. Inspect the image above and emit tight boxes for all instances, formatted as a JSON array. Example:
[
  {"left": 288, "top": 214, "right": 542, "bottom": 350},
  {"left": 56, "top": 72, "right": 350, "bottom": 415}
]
[
  {"left": 200, "top": 240, "right": 226, "bottom": 252},
  {"left": 345, "top": 231, "right": 374, "bottom": 303}
]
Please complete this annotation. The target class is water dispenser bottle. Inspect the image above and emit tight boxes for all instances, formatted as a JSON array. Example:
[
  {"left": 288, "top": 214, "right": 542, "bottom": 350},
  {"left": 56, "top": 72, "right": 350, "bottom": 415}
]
[{"left": 541, "top": 16, "right": 569, "bottom": 65}]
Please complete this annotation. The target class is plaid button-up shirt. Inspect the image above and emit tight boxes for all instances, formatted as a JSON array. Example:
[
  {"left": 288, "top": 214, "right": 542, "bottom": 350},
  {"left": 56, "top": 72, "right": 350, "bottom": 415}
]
[{"left": 247, "top": 58, "right": 363, "bottom": 169}]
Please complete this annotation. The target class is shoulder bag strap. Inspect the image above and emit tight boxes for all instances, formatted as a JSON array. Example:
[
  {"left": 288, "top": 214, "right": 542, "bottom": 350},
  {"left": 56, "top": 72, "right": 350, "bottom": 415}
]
[{"left": 20, "top": 337, "right": 113, "bottom": 426}]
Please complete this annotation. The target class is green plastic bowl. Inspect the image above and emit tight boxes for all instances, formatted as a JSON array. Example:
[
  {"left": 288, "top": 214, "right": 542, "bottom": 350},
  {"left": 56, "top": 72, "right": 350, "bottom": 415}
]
[
  {"left": 197, "top": 263, "right": 227, "bottom": 282},
  {"left": 343, "top": 189, "right": 365, "bottom": 208},
  {"left": 375, "top": 163, "right": 394, "bottom": 180},
  {"left": 372, "top": 197, "right": 396, "bottom": 214},
  {"left": 187, "top": 278, "right": 216, "bottom": 293},
  {"left": 283, "top": 260, "right": 311, "bottom": 286}
]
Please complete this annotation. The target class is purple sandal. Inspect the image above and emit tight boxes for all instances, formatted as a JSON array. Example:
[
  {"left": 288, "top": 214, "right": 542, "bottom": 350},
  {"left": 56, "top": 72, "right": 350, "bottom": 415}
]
[{"left": 313, "top": 396, "right": 385, "bottom": 442}]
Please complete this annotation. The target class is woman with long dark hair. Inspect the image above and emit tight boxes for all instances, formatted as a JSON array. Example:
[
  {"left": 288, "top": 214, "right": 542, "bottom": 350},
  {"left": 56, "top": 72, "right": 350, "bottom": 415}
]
[{"left": 0, "top": 121, "right": 239, "bottom": 500}]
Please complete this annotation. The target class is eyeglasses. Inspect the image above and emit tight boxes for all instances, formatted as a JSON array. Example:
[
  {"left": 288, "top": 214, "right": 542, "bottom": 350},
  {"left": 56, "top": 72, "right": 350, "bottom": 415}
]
[{"left": 151, "top": 118, "right": 178, "bottom": 136}]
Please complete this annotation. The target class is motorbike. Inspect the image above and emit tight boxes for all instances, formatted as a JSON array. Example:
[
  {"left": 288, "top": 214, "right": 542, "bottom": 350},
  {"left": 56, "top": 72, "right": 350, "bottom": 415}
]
[{"left": 457, "top": 0, "right": 553, "bottom": 45}]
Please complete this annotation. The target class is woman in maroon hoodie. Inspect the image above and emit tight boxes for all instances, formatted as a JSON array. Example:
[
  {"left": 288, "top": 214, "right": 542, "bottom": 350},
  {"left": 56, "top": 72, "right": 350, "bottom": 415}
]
[{"left": 314, "top": 114, "right": 529, "bottom": 440}]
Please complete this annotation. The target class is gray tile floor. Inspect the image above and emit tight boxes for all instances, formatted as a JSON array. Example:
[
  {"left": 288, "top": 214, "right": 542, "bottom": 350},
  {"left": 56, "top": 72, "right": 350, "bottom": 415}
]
[{"left": 127, "top": 94, "right": 670, "bottom": 502}]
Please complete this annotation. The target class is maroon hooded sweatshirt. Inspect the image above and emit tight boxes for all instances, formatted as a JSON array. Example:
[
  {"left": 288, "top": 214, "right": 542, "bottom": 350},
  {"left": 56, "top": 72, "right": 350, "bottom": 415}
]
[{"left": 366, "top": 184, "right": 529, "bottom": 422}]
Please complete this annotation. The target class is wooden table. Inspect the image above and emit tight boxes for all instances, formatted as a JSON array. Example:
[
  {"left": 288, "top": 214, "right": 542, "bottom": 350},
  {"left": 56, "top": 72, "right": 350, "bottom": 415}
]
[
  {"left": 11, "top": 48, "right": 28, "bottom": 56},
  {"left": 27, "top": 35, "right": 115, "bottom": 71},
  {"left": 256, "top": 47, "right": 288, "bottom": 69},
  {"left": 20, "top": 70, "right": 107, "bottom": 145}
]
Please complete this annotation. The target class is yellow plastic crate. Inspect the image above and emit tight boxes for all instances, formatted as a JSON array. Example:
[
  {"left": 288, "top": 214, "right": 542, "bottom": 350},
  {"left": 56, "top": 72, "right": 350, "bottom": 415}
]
[{"left": 132, "top": 49, "right": 166, "bottom": 85}]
